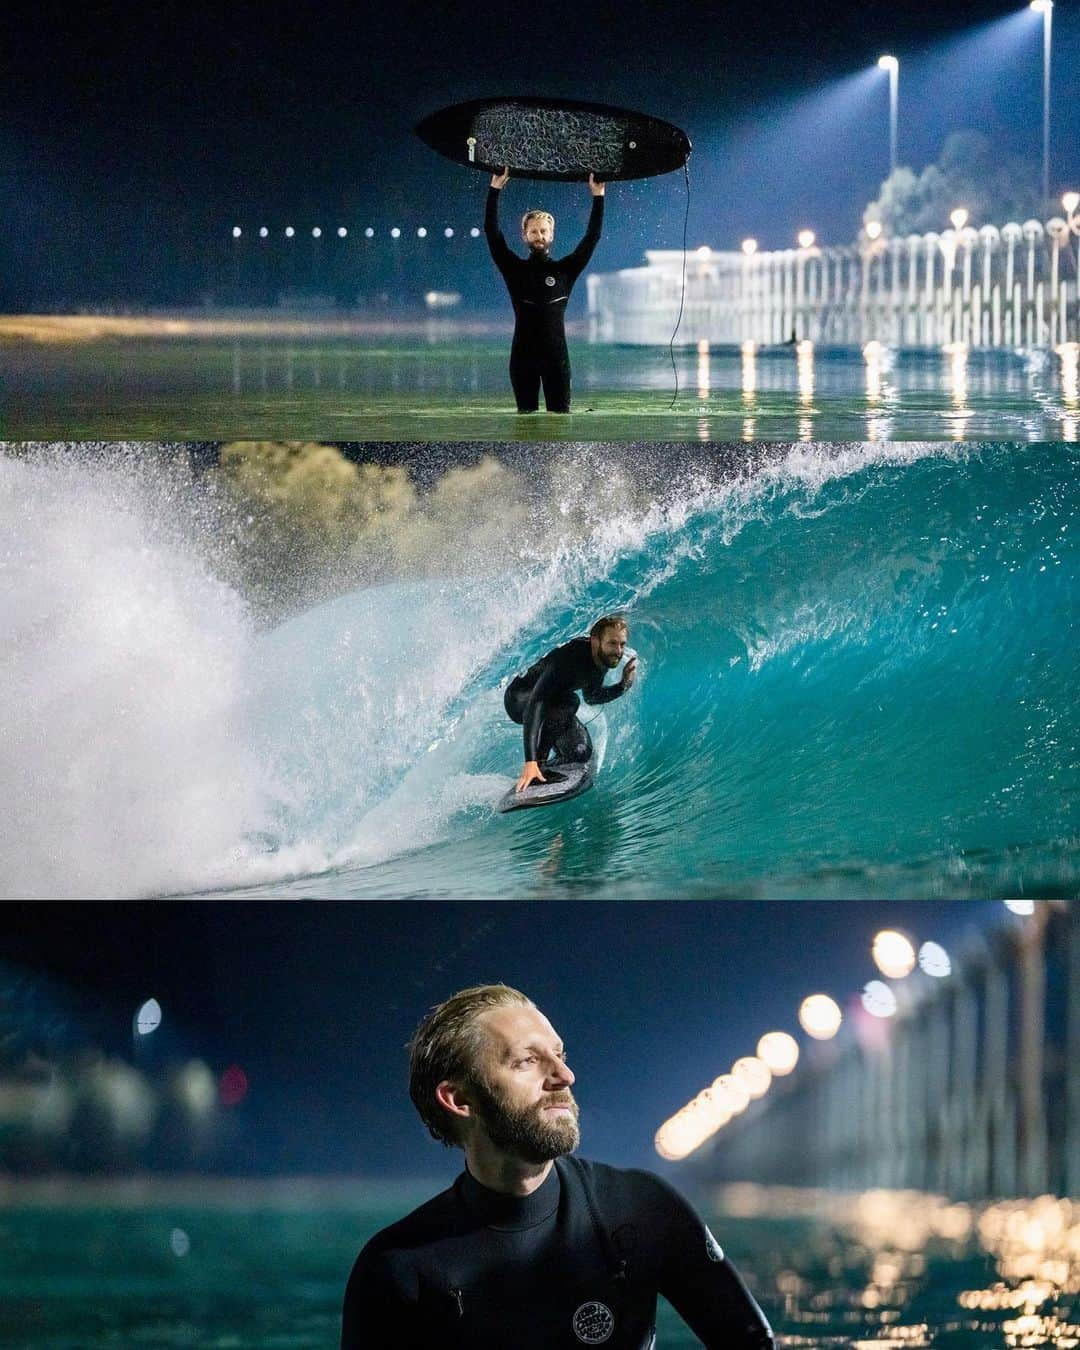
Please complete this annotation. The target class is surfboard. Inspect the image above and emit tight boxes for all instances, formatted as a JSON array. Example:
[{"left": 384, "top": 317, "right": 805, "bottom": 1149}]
[
  {"left": 497, "top": 757, "right": 597, "bottom": 813},
  {"left": 415, "top": 97, "right": 691, "bottom": 183}
]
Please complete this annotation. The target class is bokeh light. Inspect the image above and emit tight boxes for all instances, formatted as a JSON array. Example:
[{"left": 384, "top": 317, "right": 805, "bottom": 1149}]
[{"left": 799, "top": 994, "right": 842, "bottom": 1039}]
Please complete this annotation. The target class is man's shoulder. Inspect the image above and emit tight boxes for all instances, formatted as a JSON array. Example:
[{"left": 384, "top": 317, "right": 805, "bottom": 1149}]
[
  {"left": 353, "top": 1178, "right": 463, "bottom": 1265},
  {"left": 563, "top": 1156, "right": 681, "bottom": 1210}
]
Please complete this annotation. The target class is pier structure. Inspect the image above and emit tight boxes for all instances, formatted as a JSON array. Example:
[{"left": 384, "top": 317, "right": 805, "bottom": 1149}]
[
  {"left": 588, "top": 218, "right": 1080, "bottom": 349},
  {"left": 687, "top": 904, "right": 1078, "bottom": 1200}
]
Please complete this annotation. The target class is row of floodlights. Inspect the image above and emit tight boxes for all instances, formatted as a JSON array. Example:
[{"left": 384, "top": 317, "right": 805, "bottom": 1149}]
[
  {"left": 230, "top": 226, "right": 483, "bottom": 240},
  {"left": 655, "top": 901, "right": 1038, "bottom": 1161}
]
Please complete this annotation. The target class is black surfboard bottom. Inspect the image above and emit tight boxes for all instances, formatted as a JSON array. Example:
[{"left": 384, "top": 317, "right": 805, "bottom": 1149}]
[
  {"left": 416, "top": 96, "right": 691, "bottom": 183},
  {"left": 497, "top": 757, "right": 597, "bottom": 813}
]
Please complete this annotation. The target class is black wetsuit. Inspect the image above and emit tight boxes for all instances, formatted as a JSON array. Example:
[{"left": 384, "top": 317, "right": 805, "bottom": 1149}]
[
  {"left": 341, "top": 1155, "right": 774, "bottom": 1349},
  {"left": 504, "top": 636, "right": 625, "bottom": 766},
  {"left": 485, "top": 187, "right": 604, "bottom": 413}
]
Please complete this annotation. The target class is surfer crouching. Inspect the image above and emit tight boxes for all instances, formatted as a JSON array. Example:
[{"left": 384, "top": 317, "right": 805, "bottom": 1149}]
[
  {"left": 505, "top": 614, "right": 636, "bottom": 794},
  {"left": 485, "top": 169, "right": 605, "bottom": 413}
]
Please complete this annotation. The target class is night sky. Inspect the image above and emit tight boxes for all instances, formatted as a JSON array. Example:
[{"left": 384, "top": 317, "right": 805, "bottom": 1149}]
[
  {"left": 3, "top": 1, "right": 1078, "bottom": 305},
  {"left": 1, "top": 901, "right": 1006, "bottom": 1180}
]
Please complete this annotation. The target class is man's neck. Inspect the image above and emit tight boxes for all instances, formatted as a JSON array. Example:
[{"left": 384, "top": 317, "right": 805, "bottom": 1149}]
[{"left": 464, "top": 1142, "right": 554, "bottom": 1196}]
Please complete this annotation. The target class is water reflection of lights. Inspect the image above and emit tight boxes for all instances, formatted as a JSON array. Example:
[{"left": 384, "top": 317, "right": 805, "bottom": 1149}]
[
  {"left": 1056, "top": 343, "right": 1078, "bottom": 406},
  {"left": 741, "top": 340, "right": 757, "bottom": 404},
  {"left": 697, "top": 338, "right": 711, "bottom": 399},
  {"left": 797, "top": 340, "right": 814, "bottom": 406},
  {"left": 713, "top": 1186, "right": 1079, "bottom": 1348},
  {"left": 864, "top": 340, "right": 883, "bottom": 404}
]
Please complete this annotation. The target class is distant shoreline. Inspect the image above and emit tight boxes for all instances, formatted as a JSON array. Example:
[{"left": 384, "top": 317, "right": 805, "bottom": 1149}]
[
  {"left": 0, "top": 312, "right": 528, "bottom": 344},
  {"left": 0, "top": 1173, "right": 446, "bottom": 1208}
]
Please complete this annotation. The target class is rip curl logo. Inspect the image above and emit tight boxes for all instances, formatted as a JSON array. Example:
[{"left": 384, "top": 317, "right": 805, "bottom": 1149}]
[
  {"left": 704, "top": 1225, "right": 724, "bottom": 1263},
  {"left": 545, "top": 275, "right": 557, "bottom": 286},
  {"left": 573, "top": 1300, "right": 615, "bottom": 1344}
]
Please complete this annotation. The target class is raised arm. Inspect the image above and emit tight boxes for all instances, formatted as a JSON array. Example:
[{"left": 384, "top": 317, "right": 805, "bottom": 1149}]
[
  {"left": 562, "top": 174, "right": 605, "bottom": 277},
  {"left": 485, "top": 169, "right": 514, "bottom": 269}
]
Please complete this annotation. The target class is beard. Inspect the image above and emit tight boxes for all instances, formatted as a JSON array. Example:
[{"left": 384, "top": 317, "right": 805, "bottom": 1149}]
[{"left": 470, "top": 1078, "right": 581, "bottom": 1164}]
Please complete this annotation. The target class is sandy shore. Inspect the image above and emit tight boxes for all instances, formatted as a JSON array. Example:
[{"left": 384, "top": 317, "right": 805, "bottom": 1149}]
[{"left": 0, "top": 313, "right": 513, "bottom": 344}]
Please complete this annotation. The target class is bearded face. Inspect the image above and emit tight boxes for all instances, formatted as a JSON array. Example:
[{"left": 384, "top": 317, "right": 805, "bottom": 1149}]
[{"left": 468, "top": 1073, "right": 580, "bottom": 1164}]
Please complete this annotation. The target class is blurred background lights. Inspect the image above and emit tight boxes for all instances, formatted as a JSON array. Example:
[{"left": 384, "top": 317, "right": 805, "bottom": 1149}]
[
  {"left": 799, "top": 993, "right": 842, "bottom": 1039},
  {"left": 218, "top": 1065, "right": 249, "bottom": 1108},
  {"left": 711, "top": 1073, "right": 751, "bottom": 1115},
  {"left": 918, "top": 941, "right": 952, "bottom": 978},
  {"left": 135, "top": 998, "right": 162, "bottom": 1036},
  {"left": 231, "top": 226, "right": 241, "bottom": 239},
  {"left": 732, "top": 1056, "right": 772, "bottom": 1099},
  {"left": 1005, "top": 900, "right": 1035, "bottom": 915},
  {"left": 469, "top": 227, "right": 480, "bottom": 238},
  {"left": 757, "top": 1031, "right": 799, "bottom": 1075},
  {"left": 258, "top": 226, "right": 268, "bottom": 238},
  {"left": 872, "top": 929, "right": 917, "bottom": 979},
  {"left": 444, "top": 227, "right": 454, "bottom": 237},
  {"left": 364, "top": 227, "right": 374, "bottom": 238},
  {"left": 284, "top": 226, "right": 295, "bottom": 238},
  {"left": 862, "top": 980, "right": 899, "bottom": 1018},
  {"left": 417, "top": 227, "right": 427, "bottom": 238},
  {"left": 337, "top": 226, "right": 347, "bottom": 237},
  {"left": 311, "top": 227, "right": 322, "bottom": 238},
  {"left": 174, "top": 1060, "right": 216, "bottom": 1117},
  {"left": 390, "top": 227, "right": 401, "bottom": 239},
  {"left": 797, "top": 229, "right": 816, "bottom": 249},
  {"left": 170, "top": 1228, "right": 191, "bottom": 1258}
]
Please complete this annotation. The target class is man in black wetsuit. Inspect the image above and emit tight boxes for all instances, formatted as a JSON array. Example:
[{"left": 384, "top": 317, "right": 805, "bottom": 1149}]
[
  {"left": 341, "top": 983, "right": 775, "bottom": 1350},
  {"left": 485, "top": 168, "right": 605, "bottom": 413},
  {"left": 505, "top": 613, "right": 637, "bottom": 794}
]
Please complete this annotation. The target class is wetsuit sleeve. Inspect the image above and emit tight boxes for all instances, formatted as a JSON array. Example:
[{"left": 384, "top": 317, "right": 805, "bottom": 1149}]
[
  {"left": 579, "top": 677, "right": 624, "bottom": 708},
  {"left": 484, "top": 187, "right": 514, "bottom": 271},
  {"left": 651, "top": 1178, "right": 775, "bottom": 1350},
  {"left": 341, "top": 1246, "right": 421, "bottom": 1349},
  {"left": 562, "top": 195, "right": 604, "bottom": 279}
]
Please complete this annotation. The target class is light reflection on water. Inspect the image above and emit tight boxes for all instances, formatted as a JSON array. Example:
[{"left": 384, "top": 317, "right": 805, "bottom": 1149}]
[
  {"left": 711, "top": 1185, "right": 1080, "bottom": 1350},
  {"left": 0, "top": 1183, "right": 1076, "bottom": 1347},
  {"left": 1, "top": 334, "right": 1078, "bottom": 441}
]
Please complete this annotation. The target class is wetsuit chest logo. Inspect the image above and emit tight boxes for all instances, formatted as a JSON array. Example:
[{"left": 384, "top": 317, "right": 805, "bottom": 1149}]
[
  {"left": 545, "top": 275, "right": 557, "bottom": 286},
  {"left": 573, "top": 1300, "right": 615, "bottom": 1344}
]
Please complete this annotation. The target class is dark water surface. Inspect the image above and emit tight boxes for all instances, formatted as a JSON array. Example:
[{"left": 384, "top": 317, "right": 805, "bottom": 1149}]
[
  {"left": 3, "top": 331, "right": 1078, "bottom": 441},
  {"left": 1, "top": 1183, "right": 1073, "bottom": 1348}
]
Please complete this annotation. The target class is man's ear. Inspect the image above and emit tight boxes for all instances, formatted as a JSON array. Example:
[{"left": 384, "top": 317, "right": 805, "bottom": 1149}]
[{"left": 436, "top": 1079, "right": 473, "bottom": 1122}]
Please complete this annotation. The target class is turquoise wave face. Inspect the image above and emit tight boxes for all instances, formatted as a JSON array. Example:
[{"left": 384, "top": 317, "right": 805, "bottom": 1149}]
[{"left": 237, "top": 442, "right": 1078, "bottom": 899}]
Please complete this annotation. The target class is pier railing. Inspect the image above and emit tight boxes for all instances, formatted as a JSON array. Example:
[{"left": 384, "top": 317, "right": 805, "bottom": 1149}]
[
  {"left": 688, "top": 904, "right": 1078, "bottom": 1200},
  {"left": 588, "top": 220, "right": 1080, "bottom": 348}
]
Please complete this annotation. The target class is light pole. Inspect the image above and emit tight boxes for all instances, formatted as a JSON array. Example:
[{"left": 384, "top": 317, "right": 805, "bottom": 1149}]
[
  {"left": 877, "top": 55, "right": 899, "bottom": 179},
  {"left": 1030, "top": 1, "right": 1053, "bottom": 213}
]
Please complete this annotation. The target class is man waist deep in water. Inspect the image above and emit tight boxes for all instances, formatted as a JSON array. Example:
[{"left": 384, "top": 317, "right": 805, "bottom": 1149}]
[
  {"left": 485, "top": 169, "right": 605, "bottom": 413},
  {"left": 341, "top": 983, "right": 775, "bottom": 1349},
  {"left": 504, "top": 614, "right": 637, "bottom": 793}
]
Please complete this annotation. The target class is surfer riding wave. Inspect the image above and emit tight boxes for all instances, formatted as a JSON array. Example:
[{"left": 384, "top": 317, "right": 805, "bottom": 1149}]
[
  {"left": 485, "top": 169, "right": 604, "bottom": 413},
  {"left": 505, "top": 614, "right": 637, "bottom": 793}
]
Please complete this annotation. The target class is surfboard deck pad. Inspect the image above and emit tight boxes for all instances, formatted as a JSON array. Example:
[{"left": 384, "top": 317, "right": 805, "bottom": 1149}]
[
  {"left": 497, "top": 756, "right": 596, "bottom": 812},
  {"left": 416, "top": 96, "right": 691, "bottom": 182}
]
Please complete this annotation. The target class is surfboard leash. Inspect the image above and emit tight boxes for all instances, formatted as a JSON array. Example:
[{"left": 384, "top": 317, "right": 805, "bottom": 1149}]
[{"left": 668, "top": 159, "right": 691, "bottom": 409}]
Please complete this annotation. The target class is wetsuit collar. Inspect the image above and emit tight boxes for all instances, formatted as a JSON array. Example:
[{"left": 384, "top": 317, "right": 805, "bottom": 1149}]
[{"left": 457, "top": 1161, "right": 561, "bottom": 1231}]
